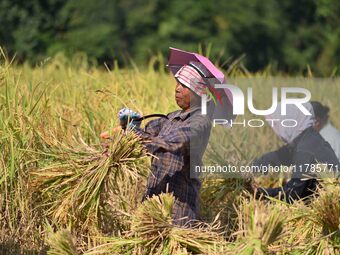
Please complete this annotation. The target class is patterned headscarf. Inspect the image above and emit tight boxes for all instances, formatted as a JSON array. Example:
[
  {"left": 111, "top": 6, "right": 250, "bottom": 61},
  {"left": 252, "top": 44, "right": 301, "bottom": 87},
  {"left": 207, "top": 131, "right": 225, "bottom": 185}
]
[{"left": 174, "top": 64, "right": 211, "bottom": 100}]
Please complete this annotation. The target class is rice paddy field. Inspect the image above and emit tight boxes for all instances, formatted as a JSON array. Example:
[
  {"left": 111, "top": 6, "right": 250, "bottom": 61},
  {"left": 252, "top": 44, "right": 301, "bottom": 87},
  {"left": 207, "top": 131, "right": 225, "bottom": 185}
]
[{"left": 0, "top": 51, "right": 339, "bottom": 254}]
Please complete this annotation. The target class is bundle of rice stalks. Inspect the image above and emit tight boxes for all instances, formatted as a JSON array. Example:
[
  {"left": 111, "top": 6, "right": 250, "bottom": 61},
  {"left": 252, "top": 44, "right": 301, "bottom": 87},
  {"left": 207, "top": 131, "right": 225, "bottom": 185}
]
[
  {"left": 46, "top": 227, "right": 78, "bottom": 255},
  {"left": 83, "top": 236, "right": 142, "bottom": 255},
  {"left": 130, "top": 193, "right": 228, "bottom": 254},
  {"left": 86, "top": 193, "right": 229, "bottom": 255},
  {"left": 291, "top": 179, "right": 340, "bottom": 254},
  {"left": 200, "top": 178, "right": 249, "bottom": 238},
  {"left": 231, "top": 196, "right": 286, "bottom": 254},
  {"left": 30, "top": 129, "right": 149, "bottom": 234},
  {"left": 312, "top": 179, "right": 340, "bottom": 235}
]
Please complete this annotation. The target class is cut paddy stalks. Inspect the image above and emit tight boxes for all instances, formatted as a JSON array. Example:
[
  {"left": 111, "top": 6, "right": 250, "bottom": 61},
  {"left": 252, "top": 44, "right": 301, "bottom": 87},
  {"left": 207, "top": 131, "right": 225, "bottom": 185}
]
[
  {"left": 130, "top": 193, "right": 228, "bottom": 254},
  {"left": 86, "top": 193, "right": 229, "bottom": 255},
  {"left": 46, "top": 226, "right": 78, "bottom": 255},
  {"left": 288, "top": 179, "right": 340, "bottom": 254},
  {"left": 231, "top": 196, "right": 286, "bottom": 254},
  {"left": 30, "top": 129, "right": 149, "bottom": 234}
]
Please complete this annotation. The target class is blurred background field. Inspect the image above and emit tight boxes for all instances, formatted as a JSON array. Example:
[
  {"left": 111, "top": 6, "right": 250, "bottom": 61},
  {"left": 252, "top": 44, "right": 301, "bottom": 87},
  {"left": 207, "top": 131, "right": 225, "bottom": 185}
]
[{"left": 1, "top": 0, "right": 340, "bottom": 76}]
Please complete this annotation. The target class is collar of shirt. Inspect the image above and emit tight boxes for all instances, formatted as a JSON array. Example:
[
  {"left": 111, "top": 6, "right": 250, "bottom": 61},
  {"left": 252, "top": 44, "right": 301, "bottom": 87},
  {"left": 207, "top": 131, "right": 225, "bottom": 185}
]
[
  {"left": 171, "top": 105, "right": 201, "bottom": 121},
  {"left": 288, "top": 126, "right": 315, "bottom": 148}
]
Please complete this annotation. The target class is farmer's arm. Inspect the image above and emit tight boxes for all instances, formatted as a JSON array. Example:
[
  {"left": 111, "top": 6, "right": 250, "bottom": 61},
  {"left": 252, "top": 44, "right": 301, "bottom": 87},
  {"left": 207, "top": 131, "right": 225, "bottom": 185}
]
[
  {"left": 256, "top": 178, "right": 318, "bottom": 202},
  {"left": 143, "top": 117, "right": 167, "bottom": 137},
  {"left": 251, "top": 145, "right": 292, "bottom": 197},
  {"left": 252, "top": 145, "right": 292, "bottom": 168},
  {"left": 256, "top": 151, "right": 318, "bottom": 202},
  {"left": 133, "top": 116, "right": 210, "bottom": 154}
]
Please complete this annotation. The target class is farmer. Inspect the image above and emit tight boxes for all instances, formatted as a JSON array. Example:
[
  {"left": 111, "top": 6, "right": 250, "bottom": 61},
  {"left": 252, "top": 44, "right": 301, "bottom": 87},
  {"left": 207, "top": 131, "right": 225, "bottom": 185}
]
[
  {"left": 311, "top": 101, "right": 340, "bottom": 161},
  {"left": 251, "top": 102, "right": 339, "bottom": 203},
  {"left": 116, "top": 63, "right": 213, "bottom": 226}
]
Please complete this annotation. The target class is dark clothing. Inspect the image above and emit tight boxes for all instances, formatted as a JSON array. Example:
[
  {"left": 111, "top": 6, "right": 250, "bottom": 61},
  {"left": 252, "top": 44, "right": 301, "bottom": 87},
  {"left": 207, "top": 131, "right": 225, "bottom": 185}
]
[
  {"left": 252, "top": 127, "right": 339, "bottom": 203},
  {"left": 133, "top": 106, "right": 211, "bottom": 225}
]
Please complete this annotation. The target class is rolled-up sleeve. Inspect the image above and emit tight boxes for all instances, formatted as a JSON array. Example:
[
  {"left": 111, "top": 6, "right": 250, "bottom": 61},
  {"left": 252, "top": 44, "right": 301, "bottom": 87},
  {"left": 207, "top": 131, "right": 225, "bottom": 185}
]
[
  {"left": 256, "top": 151, "right": 318, "bottom": 202},
  {"left": 252, "top": 145, "right": 292, "bottom": 168}
]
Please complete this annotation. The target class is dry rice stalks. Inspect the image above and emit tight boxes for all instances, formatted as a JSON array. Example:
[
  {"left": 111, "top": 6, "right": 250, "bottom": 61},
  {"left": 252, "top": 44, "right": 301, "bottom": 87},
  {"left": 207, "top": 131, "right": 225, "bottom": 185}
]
[{"left": 30, "top": 129, "right": 149, "bottom": 234}]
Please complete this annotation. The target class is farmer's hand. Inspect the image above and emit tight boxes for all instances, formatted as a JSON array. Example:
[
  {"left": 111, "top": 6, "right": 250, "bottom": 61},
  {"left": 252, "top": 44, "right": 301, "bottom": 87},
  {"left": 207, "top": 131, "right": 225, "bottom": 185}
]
[
  {"left": 100, "top": 126, "right": 122, "bottom": 139},
  {"left": 244, "top": 179, "right": 258, "bottom": 194},
  {"left": 118, "top": 108, "right": 141, "bottom": 129}
]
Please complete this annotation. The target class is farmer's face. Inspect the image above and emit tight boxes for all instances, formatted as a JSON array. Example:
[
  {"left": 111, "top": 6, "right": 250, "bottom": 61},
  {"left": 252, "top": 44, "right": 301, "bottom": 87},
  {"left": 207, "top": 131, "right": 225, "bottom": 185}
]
[{"left": 175, "top": 82, "right": 200, "bottom": 111}]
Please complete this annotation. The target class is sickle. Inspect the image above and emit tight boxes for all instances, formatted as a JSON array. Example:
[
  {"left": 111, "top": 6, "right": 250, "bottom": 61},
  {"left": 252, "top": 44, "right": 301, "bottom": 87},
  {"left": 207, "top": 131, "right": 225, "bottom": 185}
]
[{"left": 134, "top": 114, "right": 168, "bottom": 121}]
